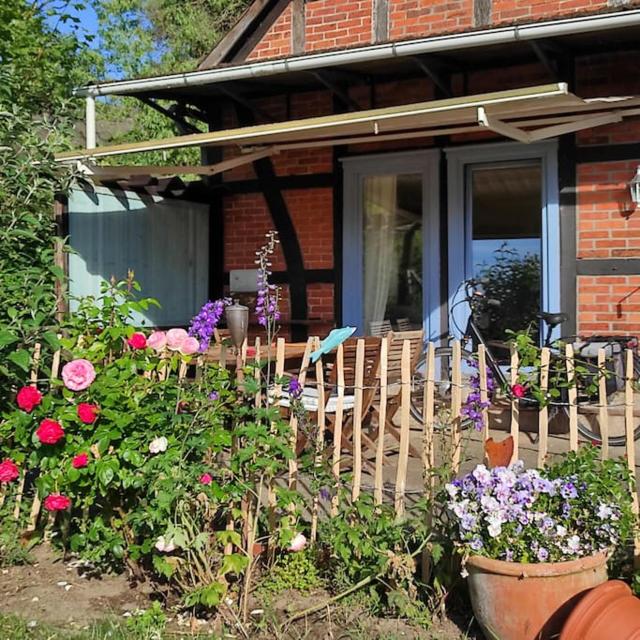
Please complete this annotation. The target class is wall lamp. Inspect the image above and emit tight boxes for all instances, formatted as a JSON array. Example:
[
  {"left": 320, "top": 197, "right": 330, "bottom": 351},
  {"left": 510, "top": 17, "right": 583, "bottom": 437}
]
[{"left": 630, "top": 166, "right": 640, "bottom": 207}]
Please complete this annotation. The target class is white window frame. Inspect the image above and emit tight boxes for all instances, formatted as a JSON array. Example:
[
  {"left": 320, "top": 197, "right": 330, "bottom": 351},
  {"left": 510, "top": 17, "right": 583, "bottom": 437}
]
[
  {"left": 445, "top": 140, "right": 560, "bottom": 342},
  {"left": 341, "top": 149, "right": 441, "bottom": 338}
]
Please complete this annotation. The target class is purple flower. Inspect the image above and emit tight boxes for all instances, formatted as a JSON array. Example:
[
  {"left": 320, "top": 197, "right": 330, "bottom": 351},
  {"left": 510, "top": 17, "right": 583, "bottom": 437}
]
[
  {"left": 537, "top": 547, "right": 549, "bottom": 562},
  {"left": 208, "top": 391, "right": 219, "bottom": 401},
  {"left": 319, "top": 487, "right": 331, "bottom": 501},
  {"left": 561, "top": 482, "right": 578, "bottom": 500},
  {"left": 189, "top": 298, "right": 231, "bottom": 352},
  {"left": 254, "top": 232, "right": 281, "bottom": 329},
  {"left": 470, "top": 537, "right": 483, "bottom": 552},
  {"left": 288, "top": 377, "right": 302, "bottom": 399}
]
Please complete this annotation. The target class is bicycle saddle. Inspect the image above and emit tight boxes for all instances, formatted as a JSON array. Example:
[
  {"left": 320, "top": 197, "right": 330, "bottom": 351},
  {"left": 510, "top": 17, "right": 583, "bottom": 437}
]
[{"left": 538, "top": 311, "right": 569, "bottom": 327}]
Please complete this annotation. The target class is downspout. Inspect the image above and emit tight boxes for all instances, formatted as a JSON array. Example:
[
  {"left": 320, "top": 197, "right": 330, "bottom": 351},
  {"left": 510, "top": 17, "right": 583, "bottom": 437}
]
[
  {"left": 85, "top": 96, "right": 96, "bottom": 149},
  {"left": 74, "top": 9, "right": 640, "bottom": 98}
]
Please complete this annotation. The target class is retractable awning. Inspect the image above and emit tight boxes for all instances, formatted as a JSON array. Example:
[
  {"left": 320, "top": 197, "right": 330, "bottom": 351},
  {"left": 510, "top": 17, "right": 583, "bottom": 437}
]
[{"left": 56, "top": 83, "right": 640, "bottom": 178}]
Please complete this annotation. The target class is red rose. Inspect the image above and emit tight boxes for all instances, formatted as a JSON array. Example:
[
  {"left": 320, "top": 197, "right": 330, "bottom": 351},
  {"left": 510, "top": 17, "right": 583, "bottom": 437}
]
[
  {"left": 43, "top": 494, "right": 71, "bottom": 512},
  {"left": 127, "top": 332, "right": 147, "bottom": 350},
  {"left": 16, "top": 386, "right": 42, "bottom": 412},
  {"left": 36, "top": 419, "right": 65, "bottom": 445},
  {"left": 0, "top": 459, "right": 19, "bottom": 484},
  {"left": 77, "top": 403, "right": 99, "bottom": 424},
  {"left": 511, "top": 383, "right": 526, "bottom": 399},
  {"left": 72, "top": 453, "right": 89, "bottom": 469}
]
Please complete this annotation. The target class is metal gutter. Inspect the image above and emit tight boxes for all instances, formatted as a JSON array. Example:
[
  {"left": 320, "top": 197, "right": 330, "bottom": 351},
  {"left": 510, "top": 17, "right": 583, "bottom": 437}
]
[{"left": 75, "top": 9, "right": 640, "bottom": 98}]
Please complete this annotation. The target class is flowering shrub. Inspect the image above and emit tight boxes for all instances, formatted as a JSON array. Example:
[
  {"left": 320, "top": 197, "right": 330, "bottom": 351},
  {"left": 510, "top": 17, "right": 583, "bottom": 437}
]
[{"left": 447, "top": 446, "right": 635, "bottom": 564}]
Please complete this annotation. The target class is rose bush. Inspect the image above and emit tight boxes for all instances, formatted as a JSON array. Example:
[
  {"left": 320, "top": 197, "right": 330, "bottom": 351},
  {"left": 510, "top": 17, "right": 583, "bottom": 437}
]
[{"left": 0, "top": 277, "right": 307, "bottom": 612}]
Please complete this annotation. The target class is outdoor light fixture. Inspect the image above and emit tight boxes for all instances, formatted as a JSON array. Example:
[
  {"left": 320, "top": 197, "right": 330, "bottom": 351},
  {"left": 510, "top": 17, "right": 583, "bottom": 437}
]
[
  {"left": 630, "top": 166, "right": 640, "bottom": 206},
  {"left": 225, "top": 300, "right": 249, "bottom": 350}
]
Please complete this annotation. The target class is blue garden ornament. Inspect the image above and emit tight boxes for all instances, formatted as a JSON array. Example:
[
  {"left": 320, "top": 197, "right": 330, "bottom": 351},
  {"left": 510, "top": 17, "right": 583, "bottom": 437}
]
[{"left": 310, "top": 326, "right": 357, "bottom": 363}]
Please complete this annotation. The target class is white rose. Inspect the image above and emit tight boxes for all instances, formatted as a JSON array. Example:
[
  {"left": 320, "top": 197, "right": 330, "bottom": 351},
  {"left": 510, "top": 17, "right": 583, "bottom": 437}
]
[{"left": 149, "top": 436, "right": 168, "bottom": 454}]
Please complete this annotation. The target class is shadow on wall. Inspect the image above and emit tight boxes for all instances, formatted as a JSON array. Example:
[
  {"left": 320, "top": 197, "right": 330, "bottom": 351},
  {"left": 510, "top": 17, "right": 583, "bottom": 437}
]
[{"left": 67, "top": 181, "right": 210, "bottom": 328}]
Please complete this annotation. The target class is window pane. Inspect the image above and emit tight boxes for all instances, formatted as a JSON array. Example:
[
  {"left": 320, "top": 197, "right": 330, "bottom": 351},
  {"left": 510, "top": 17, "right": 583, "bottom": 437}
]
[
  {"left": 471, "top": 163, "right": 542, "bottom": 342},
  {"left": 363, "top": 174, "right": 422, "bottom": 333}
]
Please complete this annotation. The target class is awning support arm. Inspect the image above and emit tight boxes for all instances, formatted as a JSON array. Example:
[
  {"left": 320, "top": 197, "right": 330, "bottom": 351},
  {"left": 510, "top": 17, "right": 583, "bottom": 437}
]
[
  {"left": 477, "top": 106, "right": 532, "bottom": 143},
  {"left": 86, "top": 147, "right": 278, "bottom": 180},
  {"left": 526, "top": 111, "right": 623, "bottom": 141}
]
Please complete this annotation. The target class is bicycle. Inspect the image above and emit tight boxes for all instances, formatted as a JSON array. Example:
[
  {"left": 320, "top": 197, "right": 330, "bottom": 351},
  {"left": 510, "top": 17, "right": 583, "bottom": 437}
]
[{"left": 409, "top": 278, "right": 640, "bottom": 446}]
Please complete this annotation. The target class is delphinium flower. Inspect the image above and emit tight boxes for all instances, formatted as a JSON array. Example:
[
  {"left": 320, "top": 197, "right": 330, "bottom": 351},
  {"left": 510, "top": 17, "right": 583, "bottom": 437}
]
[
  {"left": 461, "top": 359, "right": 495, "bottom": 431},
  {"left": 254, "top": 231, "right": 282, "bottom": 331},
  {"left": 188, "top": 297, "right": 231, "bottom": 352}
]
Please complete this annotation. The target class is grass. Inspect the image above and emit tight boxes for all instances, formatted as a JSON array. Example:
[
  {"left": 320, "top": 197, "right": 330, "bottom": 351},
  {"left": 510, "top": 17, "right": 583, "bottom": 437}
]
[{"left": 0, "top": 614, "right": 215, "bottom": 640}]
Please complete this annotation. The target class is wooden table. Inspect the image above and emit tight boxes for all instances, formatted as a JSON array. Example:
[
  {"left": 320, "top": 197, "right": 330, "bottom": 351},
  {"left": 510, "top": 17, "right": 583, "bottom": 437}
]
[{"left": 205, "top": 341, "right": 311, "bottom": 370}]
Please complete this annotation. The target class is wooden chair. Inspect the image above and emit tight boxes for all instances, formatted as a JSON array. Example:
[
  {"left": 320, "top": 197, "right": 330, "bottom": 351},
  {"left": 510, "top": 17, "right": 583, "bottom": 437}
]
[
  {"left": 370, "top": 319, "right": 392, "bottom": 337},
  {"left": 282, "top": 337, "right": 382, "bottom": 461},
  {"left": 371, "top": 329, "right": 424, "bottom": 458},
  {"left": 395, "top": 317, "right": 413, "bottom": 332}
]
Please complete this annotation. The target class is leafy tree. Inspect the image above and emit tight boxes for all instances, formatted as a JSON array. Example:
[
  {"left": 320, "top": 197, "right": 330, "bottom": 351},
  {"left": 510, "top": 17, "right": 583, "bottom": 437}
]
[{"left": 89, "top": 0, "right": 250, "bottom": 165}]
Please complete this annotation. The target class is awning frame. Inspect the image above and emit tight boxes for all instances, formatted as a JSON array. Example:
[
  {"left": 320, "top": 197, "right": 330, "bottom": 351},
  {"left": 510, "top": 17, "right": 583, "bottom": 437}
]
[{"left": 58, "top": 83, "right": 640, "bottom": 179}]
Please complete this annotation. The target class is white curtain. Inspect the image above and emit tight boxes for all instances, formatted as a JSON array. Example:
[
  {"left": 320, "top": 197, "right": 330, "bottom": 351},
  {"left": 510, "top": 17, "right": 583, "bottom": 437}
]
[{"left": 363, "top": 175, "right": 398, "bottom": 332}]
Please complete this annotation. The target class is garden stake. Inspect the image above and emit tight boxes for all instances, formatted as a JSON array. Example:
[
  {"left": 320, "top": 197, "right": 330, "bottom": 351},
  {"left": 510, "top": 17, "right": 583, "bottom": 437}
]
[
  {"left": 537, "top": 347, "right": 550, "bottom": 467},
  {"left": 509, "top": 344, "right": 519, "bottom": 463},
  {"left": 598, "top": 348, "right": 609, "bottom": 460},
  {"left": 331, "top": 342, "right": 345, "bottom": 516}
]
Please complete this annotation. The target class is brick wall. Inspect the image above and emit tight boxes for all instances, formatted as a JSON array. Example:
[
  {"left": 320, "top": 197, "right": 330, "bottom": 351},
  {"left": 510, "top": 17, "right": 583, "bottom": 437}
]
[
  {"left": 247, "top": 5, "right": 292, "bottom": 61},
  {"left": 306, "top": 0, "right": 373, "bottom": 51},
  {"left": 575, "top": 158, "right": 640, "bottom": 335},
  {"left": 241, "top": 0, "right": 640, "bottom": 63},
  {"left": 577, "top": 276, "right": 640, "bottom": 335},
  {"left": 388, "top": 0, "right": 473, "bottom": 40}
]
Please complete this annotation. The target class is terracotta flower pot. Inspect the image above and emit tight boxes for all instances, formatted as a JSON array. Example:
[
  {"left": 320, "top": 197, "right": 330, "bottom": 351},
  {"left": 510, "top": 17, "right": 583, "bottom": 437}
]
[
  {"left": 466, "top": 552, "right": 608, "bottom": 640},
  {"left": 561, "top": 580, "right": 640, "bottom": 640}
]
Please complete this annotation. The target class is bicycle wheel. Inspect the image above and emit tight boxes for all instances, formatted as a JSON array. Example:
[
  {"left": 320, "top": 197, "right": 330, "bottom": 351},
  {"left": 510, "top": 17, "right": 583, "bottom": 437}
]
[
  {"left": 575, "top": 392, "right": 640, "bottom": 447},
  {"left": 410, "top": 346, "right": 474, "bottom": 428}
]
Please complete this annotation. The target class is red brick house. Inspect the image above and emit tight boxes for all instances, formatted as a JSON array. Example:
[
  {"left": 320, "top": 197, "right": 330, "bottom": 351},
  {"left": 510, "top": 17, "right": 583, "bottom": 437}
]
[{"left": 60, "top": 0, "right": 640, "bottom": 344}]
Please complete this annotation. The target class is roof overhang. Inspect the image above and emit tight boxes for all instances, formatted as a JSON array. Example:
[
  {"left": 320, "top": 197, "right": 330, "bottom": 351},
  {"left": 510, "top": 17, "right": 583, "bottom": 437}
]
[
  {"left": 57, "top": 84, "right": 640, "bottom": 176},
  {"left": 73, "top": 9, "right": 640, "bottom": 100}
]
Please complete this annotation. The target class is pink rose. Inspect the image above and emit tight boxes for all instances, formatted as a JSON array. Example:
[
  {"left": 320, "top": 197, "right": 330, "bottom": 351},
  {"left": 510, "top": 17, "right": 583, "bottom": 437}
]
[
  {"left": 62, "top": 359, "right": 96, "bottom": 391},
  {"left": 288, "top": 533, "right": 307, "bottom": 552},
  {"left": 0, "top": 460, "right": 19, "bottom": 484},
  {"left": 179, "top": 336, "right": 199, "bottom": 356},
  {"left": 72, "top": 453, "right": 89, "bottom": 469},
  {"left": 43, "top": 494, "right": 71, "bottom": 512},
  {"left": 166, "top": 328, "right": 188, "bottom": 351},
  {"left": 16, "top": 386, "right": 42, "bottom": 412},
  {"left": 127, "top": 332, "right": 147, "bottom": 350},
  {"left": 147, "top": 331, "right": 167, "bottom": 351},
  {"left": 36, "top": 419, "right": 65, "bottom": 445},
  {"left": 199, "top": 473, "right": 213, "bottom": 485}
]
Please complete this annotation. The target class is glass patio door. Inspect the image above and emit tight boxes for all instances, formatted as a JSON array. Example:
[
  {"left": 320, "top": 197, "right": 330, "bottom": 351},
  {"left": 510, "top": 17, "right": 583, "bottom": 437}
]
[
  {"left": 446, "top": 141, "right": 560, "bottom": 344},
  {"left": 342, "top": 150, "right": 440, "bottom": 338}
]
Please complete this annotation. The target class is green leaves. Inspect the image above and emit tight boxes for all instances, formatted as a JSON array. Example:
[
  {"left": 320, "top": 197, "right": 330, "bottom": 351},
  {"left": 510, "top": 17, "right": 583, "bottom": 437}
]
[{"left": 7, "top": 349, "right": 30, "bottom": 372}]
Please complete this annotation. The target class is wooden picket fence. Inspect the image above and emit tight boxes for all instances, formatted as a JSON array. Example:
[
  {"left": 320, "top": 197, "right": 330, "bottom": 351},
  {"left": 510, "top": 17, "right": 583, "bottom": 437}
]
[{"left": 3, "top": 336, "right": 640, "bottom": 544}]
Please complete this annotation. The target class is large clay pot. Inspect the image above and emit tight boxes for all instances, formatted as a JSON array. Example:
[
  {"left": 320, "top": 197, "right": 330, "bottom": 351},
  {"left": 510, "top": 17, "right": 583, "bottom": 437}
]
[
  {"left": 561, "top": 580, "right": 640, "bottom": 640},
  {"left": 466, "top": 552, "right": 607, "bottom": 640}
]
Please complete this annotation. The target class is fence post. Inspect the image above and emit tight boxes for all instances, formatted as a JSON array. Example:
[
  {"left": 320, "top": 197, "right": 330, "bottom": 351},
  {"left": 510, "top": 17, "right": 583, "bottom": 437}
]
[
  {"left": 597, "top": 348, "right": 609, "bottom": 460},
  {"left": 538, "top": 347, "right": 550, "bottom": 468},
  {"left": 509, "top": 344, "right": 520, "bottom": 464},
  {"left": 374, "top": 337, "right": 389, "bottom": 505},
  {"left": 394, "top": 340, "right": 411, "bottom": 517},
  {"left": 332, "top": 343, "right": 345, "bottom": 516},
  {"left": 566, "top": 343, "right": 578, "bottom": 452},
  {"left": 451, "top": 340, "right": 463, "bottom": 474},
  {"left": 478, "top": 344, "right": 489, "bottom": 441},
  {"left": 311, "top": 337, "right": 326, "bottom": 542},
  {"left": 288, "top": 338, "right": 313, "bottom": 493},
  {"left": 351, "top": 339, "right": 365, "bottom": 502}
]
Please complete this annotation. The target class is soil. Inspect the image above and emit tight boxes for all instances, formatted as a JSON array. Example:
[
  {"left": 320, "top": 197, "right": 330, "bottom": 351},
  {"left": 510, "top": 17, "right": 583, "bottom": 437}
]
[
  {"left": 0, "top": 546, "right": 481, "bottom": 639},
  {"left": 0, "top": 545, "right": 150, "bottom": 629}
]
